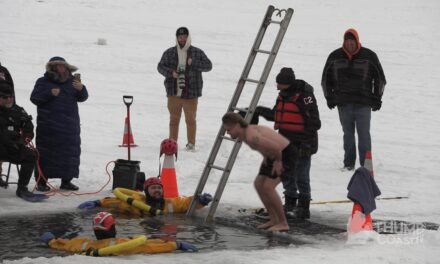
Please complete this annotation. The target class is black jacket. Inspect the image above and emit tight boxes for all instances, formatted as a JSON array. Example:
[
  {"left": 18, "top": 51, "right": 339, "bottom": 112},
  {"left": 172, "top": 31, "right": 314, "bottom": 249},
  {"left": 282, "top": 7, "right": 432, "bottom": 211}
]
[
  {"left": 0, "top": 104, "right": 33, "bottom": 158},
  {"left": 321, "top": 47, "right": 386, "bottom": 109},
  {"left": 257, "top": 80, "right": 321, "bottom": 155}
]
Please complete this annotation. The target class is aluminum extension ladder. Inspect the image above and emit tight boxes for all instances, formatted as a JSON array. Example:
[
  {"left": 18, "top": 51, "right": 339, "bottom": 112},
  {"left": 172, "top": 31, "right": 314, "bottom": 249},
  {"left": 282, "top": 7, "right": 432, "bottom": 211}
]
[{"left": 186, "top": 5, "right": 294, "bottom": 223}]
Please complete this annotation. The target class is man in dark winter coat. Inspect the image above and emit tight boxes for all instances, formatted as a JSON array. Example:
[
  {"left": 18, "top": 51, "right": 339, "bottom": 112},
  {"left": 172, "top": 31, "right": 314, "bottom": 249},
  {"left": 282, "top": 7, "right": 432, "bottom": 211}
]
[
  {"left": 0, "top": 61, "right": 15, "bottom": 176},
  {"left": 30, "top": 57, "right": 88, "bottom": 191},
  {"left": 321, "top": 28, "right": 386, "bottom": 170},
  {"left": 0, "top": 81, "right": 36, "bottom": 199},
  {"left": 158, "top": 27, "right": 212, "bottom": 152},
  {"left": 256, "top": 67, "right": 321, "bottom": 219}
]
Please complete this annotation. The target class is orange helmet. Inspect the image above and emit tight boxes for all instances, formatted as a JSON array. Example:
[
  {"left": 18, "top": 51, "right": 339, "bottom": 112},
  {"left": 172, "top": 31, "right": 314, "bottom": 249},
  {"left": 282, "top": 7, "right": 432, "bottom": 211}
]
[
  {"left": 160, "top": 138, "right": 178, "bottom": 157},
  {"left": 144, "top": 177, "right": 163, "bottom": 190},
  {"left": 93, "top": 212, "right": 116, "bottom": 231}
]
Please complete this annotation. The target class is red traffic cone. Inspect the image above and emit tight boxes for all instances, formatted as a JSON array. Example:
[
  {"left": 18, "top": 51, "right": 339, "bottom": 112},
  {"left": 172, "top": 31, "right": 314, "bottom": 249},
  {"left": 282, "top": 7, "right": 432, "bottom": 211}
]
[
  {"left": 348, "top": 203, "right": 373, "bottom": 234},
  {"left": 161, "top": 154, "right": 179, "bottom": 198},
  {"left": 119, "top": 117, "right": 137, "bottom": 147},
  {"left": 364, "top": 151, "right": 374, "bottom": 177}
]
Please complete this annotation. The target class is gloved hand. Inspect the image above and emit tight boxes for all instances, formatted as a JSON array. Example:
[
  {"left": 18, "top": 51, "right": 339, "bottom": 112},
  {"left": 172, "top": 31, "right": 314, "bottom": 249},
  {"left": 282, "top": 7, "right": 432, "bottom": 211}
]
[
  {"left": 327, "top": 101, "right": 336, "bottom": 109},
  {"left": 198, "top": 193, "right": 213, "bottom": 206},
  {"left": 40, "top": 231, "right": 55, "bottom": 245},
  {"left": 372, "top": 101, "right": 382, "bottom": 111},
  {"left": 176, "top": 241, "right": 198, "bottom": 252},
  {"left": 78, "top": 200, "right": 101, "bottom": 209}
]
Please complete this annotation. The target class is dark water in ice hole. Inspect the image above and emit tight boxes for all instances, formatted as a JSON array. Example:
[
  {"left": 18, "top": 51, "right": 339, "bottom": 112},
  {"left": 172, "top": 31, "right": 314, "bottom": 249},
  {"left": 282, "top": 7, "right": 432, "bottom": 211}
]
[{"left": 0, "top": 210, "right": 304, "bottom": 261}]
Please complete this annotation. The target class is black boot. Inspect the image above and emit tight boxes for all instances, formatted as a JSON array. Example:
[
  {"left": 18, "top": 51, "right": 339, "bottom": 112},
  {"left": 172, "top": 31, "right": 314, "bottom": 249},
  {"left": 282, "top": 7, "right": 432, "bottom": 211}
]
[
  {"left": 60, "top": 180, "right": 79, "bottom": 191},
  {"left": 36, "top": 181, "right": 50, "bottom": 192},
  {"left": 283, "top": 196, "right": 297, "bottom": 212},
  {"left": 289, "top": 199, "right": 310, "bottom": 220},
  {"left": 16, "top": 186, "right": 34, "bottom": 199}
]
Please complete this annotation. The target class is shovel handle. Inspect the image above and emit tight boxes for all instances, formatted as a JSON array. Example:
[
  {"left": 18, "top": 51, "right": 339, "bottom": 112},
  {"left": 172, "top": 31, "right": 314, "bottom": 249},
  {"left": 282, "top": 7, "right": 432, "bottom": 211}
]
[{"left": 123, "top": 95, "right": 133, "bottom": 106}]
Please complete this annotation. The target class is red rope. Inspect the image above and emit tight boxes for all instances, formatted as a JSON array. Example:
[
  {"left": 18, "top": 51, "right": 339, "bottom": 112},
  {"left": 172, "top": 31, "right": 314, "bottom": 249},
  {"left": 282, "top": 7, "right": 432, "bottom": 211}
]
[{"left": 29, "top": 141, "right": 113, "bottom": 197}]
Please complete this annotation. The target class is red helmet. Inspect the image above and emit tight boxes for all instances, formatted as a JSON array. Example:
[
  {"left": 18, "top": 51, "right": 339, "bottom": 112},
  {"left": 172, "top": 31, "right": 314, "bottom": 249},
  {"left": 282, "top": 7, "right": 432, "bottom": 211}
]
[
  {"left": 93, "top": 212, "right": 116, "bottom": 231},
  {"left": 160, "top": 138, "right": 178, "bottom": 157},
  {"left": 144, "top": 177, "right": 163, "bottom": 190}
]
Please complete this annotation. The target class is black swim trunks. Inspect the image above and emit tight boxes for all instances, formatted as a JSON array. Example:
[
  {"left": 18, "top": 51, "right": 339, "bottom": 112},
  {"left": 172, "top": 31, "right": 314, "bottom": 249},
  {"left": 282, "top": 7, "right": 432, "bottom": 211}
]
[{"left": 258, "top": 143, "right": 297, "bottom": 179}]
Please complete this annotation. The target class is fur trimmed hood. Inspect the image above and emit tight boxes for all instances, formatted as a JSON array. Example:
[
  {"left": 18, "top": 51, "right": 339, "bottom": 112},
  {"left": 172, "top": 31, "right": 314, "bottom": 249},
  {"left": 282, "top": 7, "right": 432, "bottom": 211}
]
[{"left": 45, "top": 56, "right": 78, "bottom": 73}]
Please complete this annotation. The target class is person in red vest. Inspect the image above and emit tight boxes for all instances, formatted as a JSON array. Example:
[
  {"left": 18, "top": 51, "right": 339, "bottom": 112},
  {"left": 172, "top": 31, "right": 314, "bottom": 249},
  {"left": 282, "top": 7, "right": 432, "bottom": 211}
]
[{"left": 256, "top": 67, "right": 321, "bottom": 219}]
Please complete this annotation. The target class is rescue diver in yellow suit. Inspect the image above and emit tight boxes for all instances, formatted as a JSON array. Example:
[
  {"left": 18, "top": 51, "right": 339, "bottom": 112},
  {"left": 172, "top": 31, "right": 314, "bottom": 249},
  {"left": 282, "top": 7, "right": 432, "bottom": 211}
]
[
  {"left": 78, "top": 177, "right": 213, "bottom": 216},
  {"left": 40, "top": 211, "right": 198, "bottom": 255}
]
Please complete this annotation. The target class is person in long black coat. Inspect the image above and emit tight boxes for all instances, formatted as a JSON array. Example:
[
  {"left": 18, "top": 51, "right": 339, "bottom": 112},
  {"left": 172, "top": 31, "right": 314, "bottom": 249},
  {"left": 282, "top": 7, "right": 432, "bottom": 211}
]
[{"left": 30, "top": 57, "right": 88, "bottom": 191}]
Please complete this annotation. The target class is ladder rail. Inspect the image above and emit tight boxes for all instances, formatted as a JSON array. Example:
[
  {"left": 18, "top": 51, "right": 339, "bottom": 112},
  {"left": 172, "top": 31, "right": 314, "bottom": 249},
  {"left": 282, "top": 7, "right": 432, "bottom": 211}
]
[
  {"left": 226, "top": 6, "right": 275, "bottom": 111},
  {"left": 186, "top": 5, "right": 276, "bottom": 218},
  {"left": 204, "top": 8, "right": 294, "bottom": 222},
  {"left": 186, "top": 6, "right": 294, "bottom": 221}
]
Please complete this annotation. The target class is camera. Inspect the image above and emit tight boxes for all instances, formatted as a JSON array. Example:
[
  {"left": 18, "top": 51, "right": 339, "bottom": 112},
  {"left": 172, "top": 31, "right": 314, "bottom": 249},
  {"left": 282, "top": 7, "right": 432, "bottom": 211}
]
[
  {"left": 177, "top": 66, "right": 185, "bottom": 89},
  {"left": 74, "top": 73, "right": 81, "bottom": 81}
]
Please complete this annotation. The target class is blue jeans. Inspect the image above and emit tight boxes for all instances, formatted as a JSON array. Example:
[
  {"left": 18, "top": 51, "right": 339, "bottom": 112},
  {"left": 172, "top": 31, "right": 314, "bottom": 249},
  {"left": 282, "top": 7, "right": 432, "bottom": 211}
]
[
  {"left": 282, "top": 156, "right": 311, "bottom": 201},
  {"left": 337, "top": 104, "right": 371, "bottom": 167}
]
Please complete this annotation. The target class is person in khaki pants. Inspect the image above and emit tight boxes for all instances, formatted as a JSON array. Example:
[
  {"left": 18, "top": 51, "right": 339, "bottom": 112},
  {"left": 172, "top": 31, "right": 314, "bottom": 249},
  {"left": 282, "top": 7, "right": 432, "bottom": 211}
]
[{"left": 158, "top": 27, "right": 212, "bottom": 151}]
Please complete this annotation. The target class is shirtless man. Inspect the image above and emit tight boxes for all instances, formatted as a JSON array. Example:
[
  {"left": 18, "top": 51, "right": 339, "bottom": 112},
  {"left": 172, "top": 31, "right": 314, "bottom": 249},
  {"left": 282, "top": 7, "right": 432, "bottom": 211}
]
[{"left": 222, "top": 112, "right": 297, "bottom": 232}]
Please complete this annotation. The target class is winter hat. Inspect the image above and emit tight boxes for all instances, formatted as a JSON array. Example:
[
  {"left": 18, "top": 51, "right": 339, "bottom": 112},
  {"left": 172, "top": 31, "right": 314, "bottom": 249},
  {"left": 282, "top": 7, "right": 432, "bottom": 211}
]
[
  {"left": 0, "top": 81, "right": 13, "bottom": 96},
  {"left": 176, "top": 27, "right": 189, "bottom": 36},
  {"left": 276, "top": 67, "right": 296, "bottom": 85},
  {"left": 45, "top": 56, "right": 78, "bottom": 72}
]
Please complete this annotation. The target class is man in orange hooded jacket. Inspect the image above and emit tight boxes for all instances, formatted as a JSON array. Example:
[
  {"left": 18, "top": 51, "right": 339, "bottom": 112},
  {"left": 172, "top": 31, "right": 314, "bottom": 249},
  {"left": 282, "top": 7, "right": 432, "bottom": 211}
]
[{"left": 321, "top": 28, "right": 386, "bottom": 170}]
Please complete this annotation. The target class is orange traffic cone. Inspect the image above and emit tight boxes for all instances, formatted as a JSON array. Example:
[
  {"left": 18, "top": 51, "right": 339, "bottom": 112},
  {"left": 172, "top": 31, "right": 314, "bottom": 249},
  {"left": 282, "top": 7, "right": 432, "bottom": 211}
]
[
  {"left": 161, "top": 154, "right": 179, "bottom": 198},
  {"left": 348, "top": 203, "right": 373, "bottom": 234},
  {"left": 119, "top": 117, "right": 137, "bottom": 147},
  {"left": 364, "top": 151, "right": 374, "bottom": 176}
]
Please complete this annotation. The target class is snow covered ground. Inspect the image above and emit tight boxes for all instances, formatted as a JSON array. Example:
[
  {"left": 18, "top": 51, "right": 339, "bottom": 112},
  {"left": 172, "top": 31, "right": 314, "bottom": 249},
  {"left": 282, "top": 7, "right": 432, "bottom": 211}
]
[{"left": 1, "top": 0, "right": 440, "bottom": 263}]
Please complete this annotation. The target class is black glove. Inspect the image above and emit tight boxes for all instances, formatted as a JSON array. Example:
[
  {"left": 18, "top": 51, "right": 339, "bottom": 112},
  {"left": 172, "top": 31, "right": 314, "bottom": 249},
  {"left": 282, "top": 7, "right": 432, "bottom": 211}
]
[
  {"left": 372, "top": 101, "right": 382, "bottom": 111},
  {"left": 255, "top": 106, "right": 274, "bottom": 121},
  {"left": 327, "top": 101, "right": 336, "bottom": 109}
]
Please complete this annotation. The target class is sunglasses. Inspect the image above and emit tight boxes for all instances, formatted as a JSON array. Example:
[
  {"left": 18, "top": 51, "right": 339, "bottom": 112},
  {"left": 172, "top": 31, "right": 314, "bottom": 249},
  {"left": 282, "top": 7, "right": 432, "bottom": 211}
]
[{"left": 0, "top": 95, "right": 13, "bottom": 99}]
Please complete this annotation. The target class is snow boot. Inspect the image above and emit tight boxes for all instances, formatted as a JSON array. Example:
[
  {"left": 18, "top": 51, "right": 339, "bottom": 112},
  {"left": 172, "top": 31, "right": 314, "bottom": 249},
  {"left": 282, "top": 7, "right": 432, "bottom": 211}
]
[
  {"left": 60, "top": 181, "right": 79, "bottom": 191},
  {"left": 287, "top": 199, "right": 310, "bottom": 220},
  {"left": 283, "top": 196, "right": 297, "bottom": 212},
  {"left": 16, "top": 186, "right": 34, "bottom": 199},
  {"left": 36, "top": 181, "right": 50, "bottom": 192}
]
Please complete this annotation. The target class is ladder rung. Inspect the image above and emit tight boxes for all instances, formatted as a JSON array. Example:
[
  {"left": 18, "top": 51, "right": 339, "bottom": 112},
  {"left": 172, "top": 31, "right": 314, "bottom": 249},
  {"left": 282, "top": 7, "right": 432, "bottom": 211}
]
[
  {"left": 231, "top": 106, "right": 247, "bottom": 112},
  {"left": 209, "top": 164, "right": 227, "bottom": 171},
  {"left": 255, "top": 49, "right": 272, "bottom": 55},
  {"left": 244, "top": 78, "right": 260, "bottom": 84},
  {"left": 220, "top": 135, "right": 236, "bottom": 142},
  {"left": 269, "top": 20, "right": 281, "bottom": 25}
]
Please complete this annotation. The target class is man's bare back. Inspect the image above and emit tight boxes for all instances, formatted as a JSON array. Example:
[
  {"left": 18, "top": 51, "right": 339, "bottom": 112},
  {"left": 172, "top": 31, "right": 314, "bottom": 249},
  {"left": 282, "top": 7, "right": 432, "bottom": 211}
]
[{"left": 243, "top": 125, "right": 289, "bottom": 161}]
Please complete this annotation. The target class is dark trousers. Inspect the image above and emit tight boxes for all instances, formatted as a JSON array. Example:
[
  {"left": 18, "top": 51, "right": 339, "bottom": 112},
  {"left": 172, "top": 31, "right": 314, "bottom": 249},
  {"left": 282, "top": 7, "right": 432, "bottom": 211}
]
[
  {"left": 337, "top": 104, "right": 371, "bottom": 167},
  {"left": 282, "top": 156, "right": 311, "bottom": 201},
  {"left": 0, "top": 146, "right": 36, "bottom": 188}
]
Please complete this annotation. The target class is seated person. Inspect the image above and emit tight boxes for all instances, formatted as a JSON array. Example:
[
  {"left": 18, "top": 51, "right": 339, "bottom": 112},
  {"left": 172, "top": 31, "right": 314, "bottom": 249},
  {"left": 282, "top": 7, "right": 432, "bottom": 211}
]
[
  {"left": 0, "top": 81, "right": 36, "bottom": 198},
  {"left": 41, "top": 211, "right": 197, "bottom": 255},
  {"left": 78, "top": 177, "right": 212, "bottom": 216}
]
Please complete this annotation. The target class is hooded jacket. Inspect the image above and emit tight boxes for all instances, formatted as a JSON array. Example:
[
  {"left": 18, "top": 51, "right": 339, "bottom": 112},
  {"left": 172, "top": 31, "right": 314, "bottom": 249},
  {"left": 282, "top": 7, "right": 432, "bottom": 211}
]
[
  {"left": 321, "top": 28, "right": 386, "bottom": 108},
  {"left": 157, "top": 33, "right": 212, "bottom": 99}
]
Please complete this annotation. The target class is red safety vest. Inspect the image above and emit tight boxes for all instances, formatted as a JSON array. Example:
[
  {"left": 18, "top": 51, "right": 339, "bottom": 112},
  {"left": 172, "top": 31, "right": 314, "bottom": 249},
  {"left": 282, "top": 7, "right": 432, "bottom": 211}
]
[{"left": 274, "top": 94, "right": 305, "bottom": 132}]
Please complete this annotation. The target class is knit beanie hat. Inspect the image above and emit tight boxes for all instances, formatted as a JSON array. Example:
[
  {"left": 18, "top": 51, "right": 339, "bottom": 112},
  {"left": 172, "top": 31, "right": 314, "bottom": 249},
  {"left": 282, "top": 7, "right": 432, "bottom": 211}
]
[
  {"left": 176, "top": 27, "right": 189, "bottom": 36},
  {"left": 276, "top": 67, "right": 295, "bottom": 85}
]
